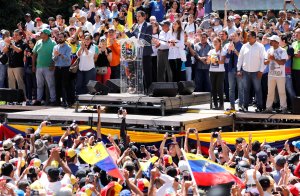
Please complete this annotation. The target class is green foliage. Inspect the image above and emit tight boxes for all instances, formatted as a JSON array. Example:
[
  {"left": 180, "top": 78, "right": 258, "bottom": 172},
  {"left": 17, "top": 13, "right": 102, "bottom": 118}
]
[{"left": 0, "top": 0, "right": 83, "bottom": 31}]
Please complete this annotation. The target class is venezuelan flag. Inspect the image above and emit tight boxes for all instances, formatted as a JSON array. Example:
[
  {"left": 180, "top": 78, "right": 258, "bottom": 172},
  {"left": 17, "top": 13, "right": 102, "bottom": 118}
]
[
  {"left": 185, "top": 153, "right": 244, "bottom": 187},
  {"left": 140, "top": 156, "right": 158, "bottom": 178},
  {"left": 79, "top": 142, "right": 124, "bottom": 180}
]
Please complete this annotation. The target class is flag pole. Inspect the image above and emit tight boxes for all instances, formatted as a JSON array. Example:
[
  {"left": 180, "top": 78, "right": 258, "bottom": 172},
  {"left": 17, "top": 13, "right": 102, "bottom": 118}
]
[{"left": 181, "top": 148, "right": 198, "bottom": 187}]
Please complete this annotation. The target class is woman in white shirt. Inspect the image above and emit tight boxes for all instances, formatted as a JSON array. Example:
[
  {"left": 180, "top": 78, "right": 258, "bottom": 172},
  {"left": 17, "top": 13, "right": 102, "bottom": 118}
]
[
  {"left": 207, "top": 37, "right": 226, "bottom": 110},
  {"left": 76, "top": 34, "right": 98, "bottom": 94},
  {"left": 152, "top": 22, "right": 160, "bottom": 82},
  {"left": 168, "top": 19, "right": 185, "bottom": 82}
]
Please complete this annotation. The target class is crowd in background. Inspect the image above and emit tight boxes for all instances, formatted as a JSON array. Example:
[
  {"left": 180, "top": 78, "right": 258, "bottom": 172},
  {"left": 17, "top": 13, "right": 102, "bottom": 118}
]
[
  {"left": 0, "top": 0, "right": 299, "bottom": 113},
  {"left": 0, "top": 108, "right": 299, "bottom": 195}
]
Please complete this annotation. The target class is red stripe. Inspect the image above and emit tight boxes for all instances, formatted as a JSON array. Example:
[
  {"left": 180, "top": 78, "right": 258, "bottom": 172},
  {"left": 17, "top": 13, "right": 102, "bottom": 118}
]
[
  {"left": 193, "top": 172, "right": 244, "bottom": 187},
  {"left": 107, "top": 168, "right": 124, "bottom": 179}
]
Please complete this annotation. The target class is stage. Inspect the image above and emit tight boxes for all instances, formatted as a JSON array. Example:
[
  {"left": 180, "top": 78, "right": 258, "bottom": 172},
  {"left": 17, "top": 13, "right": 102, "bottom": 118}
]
[
  {"left": 5, "top": 107, "right": 233, "bottom": 132},
  {"left": 76, "top": 92, "right": 211, "bottom": 116}
]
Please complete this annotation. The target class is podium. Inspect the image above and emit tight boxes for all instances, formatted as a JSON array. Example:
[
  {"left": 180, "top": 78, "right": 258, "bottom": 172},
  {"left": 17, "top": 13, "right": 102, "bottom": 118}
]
[{"left": 119, "top": 37, "right": 150, "bottom": 94}]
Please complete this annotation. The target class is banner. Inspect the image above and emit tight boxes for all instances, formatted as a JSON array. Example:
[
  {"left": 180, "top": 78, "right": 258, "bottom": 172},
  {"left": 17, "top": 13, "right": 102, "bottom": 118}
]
[{"left": 0, "top": 123, "right": 299, "bottom": 155}]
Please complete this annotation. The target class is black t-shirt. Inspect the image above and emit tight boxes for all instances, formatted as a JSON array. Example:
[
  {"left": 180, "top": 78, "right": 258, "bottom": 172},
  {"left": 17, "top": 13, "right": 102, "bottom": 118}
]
[
  {"left": 8, "top": 40, "right": 26, "bottom": 68},
  {"left": 95, "top": 48, "right": 112, "bottom": 67}
]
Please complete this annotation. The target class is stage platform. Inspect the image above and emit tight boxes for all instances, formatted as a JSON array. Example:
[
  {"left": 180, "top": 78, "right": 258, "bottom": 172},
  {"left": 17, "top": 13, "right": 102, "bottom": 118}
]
[
  {"left": 5, "top": 107, "right": 233, "bottom": 132},
  {"left": 76, "top": 92, "right": 210, "bottom": 116}
]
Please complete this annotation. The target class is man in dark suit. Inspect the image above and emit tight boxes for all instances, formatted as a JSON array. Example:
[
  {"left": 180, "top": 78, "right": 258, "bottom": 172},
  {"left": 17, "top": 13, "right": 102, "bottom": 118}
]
[{"left": 125, "top": 11, "right": 153, "bottom": 94}]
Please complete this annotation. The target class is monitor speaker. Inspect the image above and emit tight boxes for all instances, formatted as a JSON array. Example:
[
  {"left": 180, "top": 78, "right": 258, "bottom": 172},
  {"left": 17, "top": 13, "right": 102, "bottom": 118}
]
[
  {"left": 178, "top": 81, "right": 195, "bottom": 95},
  {"left": 86, "top": 80, "right": 109, "bottom": 95},
  {"left": 149, "top": 82, "right": 178, "bottom": 97},
  {"left": 106, "top": 79, "right": 121, "bottom": 93},
  {"left": 0, "top": 88, "right": 24, "bottom": 103},
  {"left": 292, "top": 97, "right": 300, "bottom": 114}
]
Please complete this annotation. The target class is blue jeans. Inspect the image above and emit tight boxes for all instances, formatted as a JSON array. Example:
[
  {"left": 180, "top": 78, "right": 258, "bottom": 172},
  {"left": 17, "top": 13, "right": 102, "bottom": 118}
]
[
  {"left": 242, "top": 71, "right": 263, "bottom": 109},
  {"left": 228, "top": 70, "right": 244, "bottom": 107},
  {"left": 286, "top": 74, "right": 296, "bottom": 104},
  {"left": 0, "top": 64, "right": 7, "bottom": 88},
  {"left": 194, "top": 69, "right": 211, "bottom": 92},
  {"left": 76, "top": 68, "right": 96, "bottom": 95},
  {"left": 36, "top": 67, "right": 56, "bottom": 102}
]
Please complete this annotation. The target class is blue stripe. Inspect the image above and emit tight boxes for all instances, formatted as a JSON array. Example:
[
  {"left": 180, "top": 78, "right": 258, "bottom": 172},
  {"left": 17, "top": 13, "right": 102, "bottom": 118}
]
[{"left": 188, "top": 159, "right": 227, "bottom": 173}]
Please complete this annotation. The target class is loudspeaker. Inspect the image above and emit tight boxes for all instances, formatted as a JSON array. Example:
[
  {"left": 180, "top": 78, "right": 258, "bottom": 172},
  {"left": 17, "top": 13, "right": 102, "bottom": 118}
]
[
  {"left": 292, "top": 97, "right": 300, "bottom": 114},
  {"left": 178, "top": 81, "right": 195, "bottom": 95},
  {"left": 0, "top": 88, "right": 24, "bottom": 103},
  {"left": 106, "top": 79, "right": 121, "bottom": 93},
  {"left": 149, "top": 82, "right": 178, "bottom": 97},
  {"left": 86, "top": 80, "right": 109, "bottom": 95}
]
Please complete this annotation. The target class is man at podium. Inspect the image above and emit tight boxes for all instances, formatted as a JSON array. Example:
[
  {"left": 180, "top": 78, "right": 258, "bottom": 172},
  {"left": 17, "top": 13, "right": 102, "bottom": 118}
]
[{"left": 125, "top": 11, "right": 153, "bottom": 94}]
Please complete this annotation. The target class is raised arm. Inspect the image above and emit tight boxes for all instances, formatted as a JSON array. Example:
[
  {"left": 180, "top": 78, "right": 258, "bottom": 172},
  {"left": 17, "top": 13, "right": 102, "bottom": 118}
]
[{"left": 159, "top": 133, "right": 168, "bottom": 158}]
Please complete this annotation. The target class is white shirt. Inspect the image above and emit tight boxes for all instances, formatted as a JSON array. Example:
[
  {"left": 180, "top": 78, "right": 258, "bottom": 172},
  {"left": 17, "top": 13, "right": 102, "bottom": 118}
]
[
  {"left": 77, "top": 44, "right": 96, "bottom": 71},
  {"left": 213, "top": 25, "right": 223, "bottom": 34},
  {"left": 137, "top": 22, "right": 145, "bottom": 39},
  {"left": 237, "top": 41, "right": 265, "bottom": 72},
  {"left": 26, "top": 20, "right": 35, "bottom": 32},
  {"left": 158, "top": 30, "right": 172, "bottom": 50},
  {"left": 224, "top": 25, "right": 237, "bottom": 36},
  {"left": 183, "top": 22, "right": 196, "bottom": 33},
  {"left": 156, "top": 174, "right": 175, "bottom": 196},
  {"left": 93, "top": 22, "right": 101, "bottom": 35},
  {"left": 83, "top": 21, "right": 94, "bottom": 35},
  {"left": 39, "top": 172, "right": 71, "bottom": 195},
  {"left": 168, "top": 31, "right": 185, "bottom": 60},
  {"left": 208, "top": 48, "right": 226, "bottom": 72},
  {"left": 266, "top": 46, "right": 288, "bottom": 77},
  {"left": 152, "top": 34, "right": 158, "bottom": 56}
]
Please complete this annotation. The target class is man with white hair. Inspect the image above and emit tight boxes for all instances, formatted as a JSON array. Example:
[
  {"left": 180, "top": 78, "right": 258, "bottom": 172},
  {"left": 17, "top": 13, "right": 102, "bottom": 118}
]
[{"left": 79, "top": 16, "right": 93, "bottom": 35}]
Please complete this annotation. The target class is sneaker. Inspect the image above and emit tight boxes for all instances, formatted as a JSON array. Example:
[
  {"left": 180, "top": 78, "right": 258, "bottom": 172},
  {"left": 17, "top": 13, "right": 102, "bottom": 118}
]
[
  {"left": 242, "top": 107, "right": 248, "bottom": 112},
  {"left": 263, "top": 108, "right": 272, "bottom": 113},
  {"left": 255, "top": 108, "right": 263, "bottom": 113},
  {"left": 281, "top": 108, "right": 287, "bottom": 114},
  {"left": 32, "top": 100, "right": 41, "bottom": 106}
]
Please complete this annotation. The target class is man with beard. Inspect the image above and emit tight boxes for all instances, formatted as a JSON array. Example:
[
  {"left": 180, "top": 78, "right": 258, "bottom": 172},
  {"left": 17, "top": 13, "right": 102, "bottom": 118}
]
[{"left": 52, "top": 32, "right": 72, "bottom": 107}]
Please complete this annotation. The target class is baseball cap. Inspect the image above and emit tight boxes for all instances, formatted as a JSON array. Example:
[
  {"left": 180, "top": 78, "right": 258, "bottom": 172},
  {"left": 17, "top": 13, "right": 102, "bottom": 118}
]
[
  {"left": 257, "top": 151, "right": 268, "bottom": 163},
  {"left": 34, "top": 139, "right": 47, "bottom": 154},
  {"left": 25, "top": 13, "right": 31, "bottom": 17},
  {"left": 160, "top": 20, "right": 171, "bottom": 26},
  {"left": 292, "top": 141, "right": 300, "bottom": 149},
  {"left": 41, "top": 28, "right": 51, "bottom": 36},
  {"left": 163, "top": 155, "right": 173, "bottom": 166},
  {"left": 35, "top": 17, "right": 41, "bottom": 22},
  {"left": 120, "top": 189, "right": 131, "bottom": 196},
  {"left": 228, "top": 16, "right": 235, "bottom": 21},
  {"left": 29, "top": 158, "right": 41, "bottom": 168},
  {"left": 137, "top": 178, "right": 150, "bottom": 193},
  {"left": 108, "top": 27, "right": 115, "bottom": 32},
  {"left": 178, "top": 160, "right": 189, "bottom": 172},
  {"left": 274, "top": 155, "right": 286, "bottom": 167},
  {"left": 101, "top": 182, "right": 122, "bottom": 196},
  {"left": 3, "top": 139, "right": 13, "bottom": 151},
  {"left": 65, "top": 148, "right": 77, "bottom": 158},
  {"left": 234, "top": 14, "right": 241, "bottom": 19},
  {"left": 268, "top": 35, "right": 281, "bottom": 43}
]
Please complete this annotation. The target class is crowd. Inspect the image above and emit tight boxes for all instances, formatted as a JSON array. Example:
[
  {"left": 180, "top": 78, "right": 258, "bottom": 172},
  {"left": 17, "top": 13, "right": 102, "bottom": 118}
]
[
  {"left": 0, "top": 0, "right": 298, "bottom": 112},
  {"left": 0, "top": 108, "right": 299, "bottom": 195}
]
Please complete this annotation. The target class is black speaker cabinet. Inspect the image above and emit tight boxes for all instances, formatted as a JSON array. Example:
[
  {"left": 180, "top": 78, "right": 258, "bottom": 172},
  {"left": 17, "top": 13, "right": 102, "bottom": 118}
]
[
  {"left": 149, "top": 82, "right": 178, "bottom": 97},
  {"left": 86, "top": 80, "right": 109, "bottom": 95},
  {"left": 0, "top": 88, "right": 24, "bottom": 103},
  {"left": 106, "top": 79, "right": 121, "bottom": 93},
  {"left": 178, "top": 81, "right": 195, "bottom": 95},
  {"left": 292, "top": 97, "right": 300, "bottom": 114}
]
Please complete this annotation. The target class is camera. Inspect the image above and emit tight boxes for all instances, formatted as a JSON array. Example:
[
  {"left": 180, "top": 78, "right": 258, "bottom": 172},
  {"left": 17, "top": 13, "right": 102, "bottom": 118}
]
[
  {"left": 189, "top": 128, "right": 196, "bottom": 133},
  {"left": 118, "top": 107, "right": 124, "bottom": 115},
  {"left": 46, "top": 121, "right": 51, "bottom": 126},
  {"left": 167, "top": 133, "right": 173, "bottom": 137},
  {"left": 80, "top": 136, "right": 86, "bottom": 141},
  {"left": 212, "top": 132, "right": 219, "bottom": 138}
]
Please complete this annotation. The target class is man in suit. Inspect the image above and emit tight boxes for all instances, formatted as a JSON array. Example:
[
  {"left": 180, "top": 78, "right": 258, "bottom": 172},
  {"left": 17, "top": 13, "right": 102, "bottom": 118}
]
[{"left": 125, "top": 11, "right": 153, "bottom": 94}]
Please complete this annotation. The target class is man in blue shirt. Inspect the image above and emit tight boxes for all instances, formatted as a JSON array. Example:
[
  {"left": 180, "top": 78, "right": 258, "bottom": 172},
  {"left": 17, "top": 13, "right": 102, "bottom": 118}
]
[
  {"left": 52, "top": 32, "right": 72, "bottom": 107},
  {"left": 225, "top": 32, "right": 243, "bottom": 110},
  {"left": 148, "top": 0, "right": 165, "bottom": 22}
]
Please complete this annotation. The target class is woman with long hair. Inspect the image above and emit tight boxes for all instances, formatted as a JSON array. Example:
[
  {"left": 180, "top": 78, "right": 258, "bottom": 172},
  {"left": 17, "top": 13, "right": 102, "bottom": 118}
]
[
  {"left": 152, "top": 22, "right": 160, "bottom": 82},
  {"left": 23, "top": 38, "right": 37, "bottom": 104},
  {"left": 169, "top": 19, "right": 185, "bottom": 82},
  {"left": 95, "top": 37, "right": 112, "bottom": 84},
  {"left": 76, "top": 34, "right": 98, "bottom": 94},
  {"left": 167, "top": 1, "right": 180, "bottom": 23},
  {"left": 207, "top": 37, "right": 226, "bottom": 110}
]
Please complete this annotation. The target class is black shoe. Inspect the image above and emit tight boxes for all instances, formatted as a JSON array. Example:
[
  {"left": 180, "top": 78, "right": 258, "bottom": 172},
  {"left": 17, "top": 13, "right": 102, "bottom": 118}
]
[
  {"left": 48, "top": 101, "right": 58, "bottom": 106},
  {"left": 242, "top": 107, "right": 248, "bottom": 112},
  {"left": 32, "top": 100, "right": 41, "bottom": 106},
  {"left": 255, "top": 108, "right": 263, "bottom": 113}
]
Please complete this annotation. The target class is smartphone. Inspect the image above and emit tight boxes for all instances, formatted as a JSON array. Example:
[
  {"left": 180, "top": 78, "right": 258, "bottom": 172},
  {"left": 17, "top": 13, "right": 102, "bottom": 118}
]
[
  {"left": 167, "top": 133, "right": 172, "bottom": 137},
  {"left": 46, "top": 121, "right": 51, "bottom": 126},
  {"left": 80, "top": 136, "right": 86, "bottom": 141},
  {"left": 26, "top": 134, "right": 31, "bottom": 139},
  {"left": 88, "top": 174, "right": 94, "bottom": 183},
  {"left": 285, "top": 0, "right": 291, "bottom": 3},
  {"left": 189, "top": 128, "right": 196, "bottom": 133}
]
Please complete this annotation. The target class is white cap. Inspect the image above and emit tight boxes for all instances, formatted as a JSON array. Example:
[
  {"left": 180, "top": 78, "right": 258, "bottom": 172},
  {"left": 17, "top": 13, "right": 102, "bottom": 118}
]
[
  {"left": 246, "top": 169, "right": 261, "bottom": 185},
  {"left": 178, "top": 160, "right": 189, "bottom": 172},
  {"left": 268, "top": 35, "right": 281, "bottom": 43}
]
